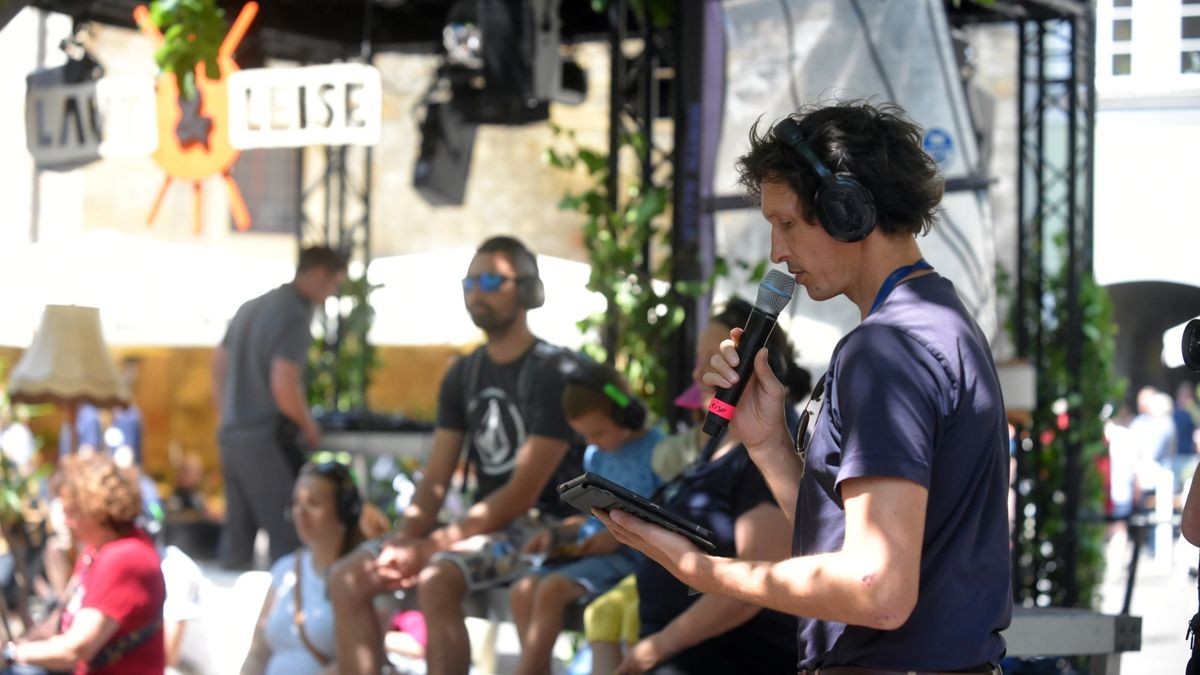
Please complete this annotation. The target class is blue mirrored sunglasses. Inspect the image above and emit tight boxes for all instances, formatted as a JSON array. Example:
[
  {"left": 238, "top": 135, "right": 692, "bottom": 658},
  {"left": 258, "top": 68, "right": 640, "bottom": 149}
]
[{"left": 462, "top": 272, "right": 514, "bottom": 293}]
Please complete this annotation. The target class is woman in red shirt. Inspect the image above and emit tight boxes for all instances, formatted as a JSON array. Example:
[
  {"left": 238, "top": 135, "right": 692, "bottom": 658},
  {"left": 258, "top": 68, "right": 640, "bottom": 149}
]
[{"left": 3, "top": 453, "right": 165, "bottom": 674}]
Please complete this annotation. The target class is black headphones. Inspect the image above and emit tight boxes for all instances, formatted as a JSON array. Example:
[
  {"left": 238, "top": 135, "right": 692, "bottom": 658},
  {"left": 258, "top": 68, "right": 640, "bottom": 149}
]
[
  {"left": 310, "top": 462, "right": 362, "bottom": 530},
  {"left": 567, "top": 361, "right": 648, "bottom": 431},
  {"left": 772, "top": 117, "right": 877, "bottom": 243},
  {"left": 477, "top": 235, "right": 545, "bottom": 309}
]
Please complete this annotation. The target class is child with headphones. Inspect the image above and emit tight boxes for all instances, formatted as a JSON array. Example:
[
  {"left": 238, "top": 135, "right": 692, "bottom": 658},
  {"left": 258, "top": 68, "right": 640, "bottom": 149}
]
[
  {"left": 508, "top": 361, "right": 665, "bottom": 675},
  {"left": 241, "top": 460, "right": 365, "bottom": 675}
]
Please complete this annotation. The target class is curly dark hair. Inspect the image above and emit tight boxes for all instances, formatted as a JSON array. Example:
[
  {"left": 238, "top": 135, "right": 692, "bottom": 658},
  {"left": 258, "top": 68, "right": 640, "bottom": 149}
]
[
  {"left": 735, "top": 99, "right": 943, "bottom": 237},
  {"left": 56, "top": 453, "right": 142, "bottom": 534}
]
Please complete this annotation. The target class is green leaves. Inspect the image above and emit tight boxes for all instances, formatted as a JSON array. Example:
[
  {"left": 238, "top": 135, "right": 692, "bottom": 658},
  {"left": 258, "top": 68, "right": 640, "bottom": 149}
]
[
  {"left": 149, "top": 0, "right": 227, "bottom": 100},
  {"left": 546, "top": 126, "right": 682, "bottom": 417}
]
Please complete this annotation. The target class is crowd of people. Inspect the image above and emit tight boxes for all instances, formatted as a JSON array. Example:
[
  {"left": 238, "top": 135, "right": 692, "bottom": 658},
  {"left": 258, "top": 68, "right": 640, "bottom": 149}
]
[{"left": 1, "top": 100, "right": 1022, "bottom": 675}]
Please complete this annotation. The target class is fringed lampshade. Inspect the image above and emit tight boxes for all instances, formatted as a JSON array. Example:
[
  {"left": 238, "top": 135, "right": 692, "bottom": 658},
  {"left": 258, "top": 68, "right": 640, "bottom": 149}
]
[{"left": 7, "top": 305, "right": 128, "bottom": 408}]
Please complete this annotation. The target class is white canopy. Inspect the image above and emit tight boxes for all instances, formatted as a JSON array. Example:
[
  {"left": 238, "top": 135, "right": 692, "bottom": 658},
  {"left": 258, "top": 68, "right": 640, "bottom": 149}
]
[{"left": 0, "top": 232, "right": 604, "bottom": 350}]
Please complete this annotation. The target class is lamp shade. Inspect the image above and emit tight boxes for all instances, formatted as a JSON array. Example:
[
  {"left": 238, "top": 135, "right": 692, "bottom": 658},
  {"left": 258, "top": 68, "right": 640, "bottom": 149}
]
[{"left": 7, "top": 305, "right": 129, "bottom": 407}]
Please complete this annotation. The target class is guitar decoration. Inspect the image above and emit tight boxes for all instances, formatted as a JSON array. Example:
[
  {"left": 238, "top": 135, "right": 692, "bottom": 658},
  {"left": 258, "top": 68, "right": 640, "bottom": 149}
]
[{"left": 133, "top": 1, "right": 258, "bottom": 234}]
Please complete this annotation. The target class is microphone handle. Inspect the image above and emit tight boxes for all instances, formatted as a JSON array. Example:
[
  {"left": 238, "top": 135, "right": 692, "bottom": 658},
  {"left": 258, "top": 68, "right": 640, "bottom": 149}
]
[{"left": 702, "top": 307, "right": 779, "bottom": 436}]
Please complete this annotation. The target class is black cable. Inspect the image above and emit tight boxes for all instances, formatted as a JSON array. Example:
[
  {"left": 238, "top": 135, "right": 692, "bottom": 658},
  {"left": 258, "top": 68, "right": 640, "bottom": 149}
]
[
  {"left": 848, "top": 0, "right": 898, "bottom": 102},
  {"left": 777, "top": 0, "right": 802, "bottom": 110}
]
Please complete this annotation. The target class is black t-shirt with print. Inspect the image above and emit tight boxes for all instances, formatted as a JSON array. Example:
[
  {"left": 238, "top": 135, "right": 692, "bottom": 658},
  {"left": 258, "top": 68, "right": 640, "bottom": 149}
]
[{"left": 436, "top": 340, "right": 583, "bottom": 517}]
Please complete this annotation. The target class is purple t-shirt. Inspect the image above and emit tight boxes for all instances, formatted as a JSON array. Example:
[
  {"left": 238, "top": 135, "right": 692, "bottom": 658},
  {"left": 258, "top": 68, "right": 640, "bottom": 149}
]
[{"left": 794, "top": 274, "right": 1011, "bottom": 670}]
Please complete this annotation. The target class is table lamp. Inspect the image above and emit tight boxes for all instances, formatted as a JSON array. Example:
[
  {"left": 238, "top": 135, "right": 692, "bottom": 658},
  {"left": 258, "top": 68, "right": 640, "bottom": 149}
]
[{"left": 6, "top": 305, "right": 129, "bottom": 452}]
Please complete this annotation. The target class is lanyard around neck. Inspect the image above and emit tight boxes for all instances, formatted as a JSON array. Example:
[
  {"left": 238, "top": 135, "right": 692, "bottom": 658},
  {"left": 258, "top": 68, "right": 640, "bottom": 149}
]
[{"left": 868, "top": 259, "right": 932, "bottom": 316}]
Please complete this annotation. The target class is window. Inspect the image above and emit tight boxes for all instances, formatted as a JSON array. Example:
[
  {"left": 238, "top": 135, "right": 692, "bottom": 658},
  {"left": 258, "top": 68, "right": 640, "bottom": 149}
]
[
  {"left": 229, "top": 148, "right": 301, "bottom": 234},
  {"left": 1113, "top": 19, "right": 1132, "bottom": 41},
  {"left": 1113, "top": 53, "right": 1132, "bottom": 75},
  {"left": 1186, "top": 16, "right": 1200, "bottom": 39},
  {"left": 1114, "top": 0, "right": 1131, "bottom": 6},
  {"left": 1184, "top": 51, "right": 1200, "bottom": 73}
]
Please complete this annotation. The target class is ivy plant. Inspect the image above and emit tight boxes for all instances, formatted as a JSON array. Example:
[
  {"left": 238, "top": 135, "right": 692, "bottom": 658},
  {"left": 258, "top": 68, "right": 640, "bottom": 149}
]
[
  {"left": 545, "top": 125, "right": 685, "bottom": 417},
  {"left": 1006, "top": 233, "right": 1126, "bottom": 610},
  {"left": 307, "top": 271, "right": 381, "bottom": 414},
  {"left": 148, "top": 0, "right": 227, "bottom": 100}
]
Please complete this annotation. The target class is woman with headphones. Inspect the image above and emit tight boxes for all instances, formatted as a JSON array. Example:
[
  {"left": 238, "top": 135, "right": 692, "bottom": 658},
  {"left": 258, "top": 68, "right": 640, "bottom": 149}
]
[{"left": 241, "top": 460, "right": 365, "bottom": 675}]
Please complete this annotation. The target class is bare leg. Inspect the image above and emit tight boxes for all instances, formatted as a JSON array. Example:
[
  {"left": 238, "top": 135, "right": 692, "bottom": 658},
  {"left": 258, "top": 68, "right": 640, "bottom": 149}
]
[
  {"left": 510, "top": 574, "right": 539, "bottom": 649},
  {"left": 330, "top": 549, "right": 388, "bottom": 674},
  {"left": 589, "top": 642, "right": 622, "bottom": 675},
  {"left": 417, "top": 560, "right": 471, "bottom": 675},
  {"left": 514, "top": 574, "right": 585, "bottom": 675}
]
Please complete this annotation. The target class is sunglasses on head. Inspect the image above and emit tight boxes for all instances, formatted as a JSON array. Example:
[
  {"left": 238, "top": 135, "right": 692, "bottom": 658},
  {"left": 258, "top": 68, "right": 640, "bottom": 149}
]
[{"left": 462, "top": 272, "right": 515, "bottom": 293}]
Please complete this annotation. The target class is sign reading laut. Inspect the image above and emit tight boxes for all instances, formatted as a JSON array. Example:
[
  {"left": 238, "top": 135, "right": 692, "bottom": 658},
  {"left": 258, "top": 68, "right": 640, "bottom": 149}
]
[
  {"left": 226, "top": 63, "right": 382, "bottom": 149},
  {"left": 25, "top": 75, "right": 157, "bottom": 170}
]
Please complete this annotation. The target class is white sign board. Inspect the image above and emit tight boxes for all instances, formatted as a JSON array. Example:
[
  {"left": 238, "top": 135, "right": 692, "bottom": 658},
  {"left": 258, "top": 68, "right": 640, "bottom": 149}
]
[
  {"left": 25, "top": 75, "right": 158, "bottom": 169},
  {"left": 227, "top": 63, "right": 382, "bottom": 149}
]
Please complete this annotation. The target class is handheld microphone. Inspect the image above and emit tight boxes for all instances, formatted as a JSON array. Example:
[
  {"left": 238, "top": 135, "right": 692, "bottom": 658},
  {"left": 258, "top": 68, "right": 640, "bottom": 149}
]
[{"left": 702, "top": 270, "right": 796, "bottom": 436}]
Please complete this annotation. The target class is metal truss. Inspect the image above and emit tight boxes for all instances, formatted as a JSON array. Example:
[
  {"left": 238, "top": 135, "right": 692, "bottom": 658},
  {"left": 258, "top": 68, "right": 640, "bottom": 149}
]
[
  {"left": 296, "top": 142, "right": 374, "bottom": 412},
  {"left": 1011, "top": 6, "right": 1095, "bottom": 608}
]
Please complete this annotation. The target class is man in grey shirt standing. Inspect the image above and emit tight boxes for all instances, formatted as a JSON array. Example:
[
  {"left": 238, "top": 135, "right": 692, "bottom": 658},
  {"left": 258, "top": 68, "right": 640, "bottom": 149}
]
[{"left": 212, "top": 246, "right": 347, "bottom": 569}]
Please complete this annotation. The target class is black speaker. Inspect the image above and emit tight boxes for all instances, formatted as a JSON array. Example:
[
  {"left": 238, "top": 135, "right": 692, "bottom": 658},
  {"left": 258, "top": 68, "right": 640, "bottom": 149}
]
[
  {"left": 772, "top": 118, "right": 877, "bottom": 243},
  {"left": 413, "top": 101, "right": 479, "bottom": 206}
]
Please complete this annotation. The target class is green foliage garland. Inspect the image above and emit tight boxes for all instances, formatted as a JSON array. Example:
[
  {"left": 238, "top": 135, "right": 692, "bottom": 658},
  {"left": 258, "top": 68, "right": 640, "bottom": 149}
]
[
  {"left": 545, "top": 125, "right": 684, "bottom": 418},
  {"left": 148, "top": 0, "right": 227, "bottom": 100},
  {"left": 1009, "top": 234, "right": 1126, "bottom": 609},
  {"left": 308, "top": 272, "right": 380, "bottom": 413}
]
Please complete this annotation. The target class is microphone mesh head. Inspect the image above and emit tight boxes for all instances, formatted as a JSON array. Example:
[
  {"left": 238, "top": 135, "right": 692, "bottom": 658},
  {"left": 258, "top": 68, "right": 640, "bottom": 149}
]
[{"left": 755, "top": 269, "right": 796, "bottom": 315}]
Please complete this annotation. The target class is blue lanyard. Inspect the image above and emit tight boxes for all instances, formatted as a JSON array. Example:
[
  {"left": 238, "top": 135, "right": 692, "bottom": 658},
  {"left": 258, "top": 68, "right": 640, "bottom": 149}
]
[{"left": 868, "top": 259, "right": 933, "bottom": 316}]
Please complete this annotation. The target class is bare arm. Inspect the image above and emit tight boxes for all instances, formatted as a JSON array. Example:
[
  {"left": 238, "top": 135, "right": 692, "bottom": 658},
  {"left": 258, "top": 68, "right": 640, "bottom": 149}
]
[
  {"left": 633, "top": 502, "right": 791, "bottom": 667},
  {"left": 1183, "top": 468, "right": 1200, "bottom": 546},
  {"left": 13, "top": 608, "right": 120, "bottom": 670},
  {"left": 397, "top": 428, "right": 466, "bottom": 540},
  {"left": 270, "top": 357, "right": 320, "bottom": 446},
  {"left": 601, "top": 475, "right": 927, "bottom": 631},
  {"left": 211, "top": 345, "right": 229, "bottom": 415},
  {"left": 239, "top": 587, "right": 276, "bottom": 675},
  {"left": 428, "top": 435, "right": 569, "bottom": 551}
]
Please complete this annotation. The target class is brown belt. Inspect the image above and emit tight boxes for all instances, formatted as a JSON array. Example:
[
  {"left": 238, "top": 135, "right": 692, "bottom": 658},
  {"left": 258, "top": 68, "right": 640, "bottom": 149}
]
[{"left": 799, "top": 666, "right": 1001, "bottom": 675}]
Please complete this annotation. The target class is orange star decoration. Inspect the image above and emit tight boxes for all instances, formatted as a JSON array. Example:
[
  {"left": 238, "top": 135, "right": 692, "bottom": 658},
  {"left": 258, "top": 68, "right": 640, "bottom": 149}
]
[{"left": 134, "top": 2, "right": 257, "bottom": 234}]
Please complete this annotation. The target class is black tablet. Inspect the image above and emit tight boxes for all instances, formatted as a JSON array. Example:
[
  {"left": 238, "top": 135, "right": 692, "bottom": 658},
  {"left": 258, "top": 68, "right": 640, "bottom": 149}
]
[{"left": 557, "top": 472, "right": 716, "bottom": 552}]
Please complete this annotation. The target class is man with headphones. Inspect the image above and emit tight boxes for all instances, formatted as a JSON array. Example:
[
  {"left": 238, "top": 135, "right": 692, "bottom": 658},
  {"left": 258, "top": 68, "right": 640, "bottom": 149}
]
[
  {"left": 599, "top": 100, "right": 1011, "bottom": 675},
  {"left": 330, "top": 235, "right": 586, "bottom": 675}
]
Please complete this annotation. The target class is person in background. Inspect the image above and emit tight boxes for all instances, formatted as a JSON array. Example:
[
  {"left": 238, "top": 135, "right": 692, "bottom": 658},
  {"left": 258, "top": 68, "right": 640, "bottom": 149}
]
[
  {"left": 241, "top": 461, "right": 365, "bottom": 675},
  {"left": 1174, "top": 382, "right": 1198, "bottom": 495},
  {"left": 213, "top": 246, "right": 347, "bottom": 569},
  {"left": 4, "top": 453, "right": 165, "bottom": 675},
  {"left": 329, "top": 235, "right": 585, "bottom": 675},
  {"left": 510, "top": 362, "right": 664, "bottom": 675}
]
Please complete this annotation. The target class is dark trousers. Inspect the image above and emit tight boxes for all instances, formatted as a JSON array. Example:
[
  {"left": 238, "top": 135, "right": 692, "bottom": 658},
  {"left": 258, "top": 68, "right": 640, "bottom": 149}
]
[{"left": 218, "top": 435, "right": 301, "bottom": 569}]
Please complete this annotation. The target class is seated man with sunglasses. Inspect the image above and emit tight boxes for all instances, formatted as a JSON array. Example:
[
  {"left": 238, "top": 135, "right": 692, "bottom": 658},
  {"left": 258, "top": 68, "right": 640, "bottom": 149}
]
[
  {"left": 330, "top": 235, "right": 586, "bottom": 675},
  {"left": 600, "top": 100, "right": 1011, "bottom": 675}
]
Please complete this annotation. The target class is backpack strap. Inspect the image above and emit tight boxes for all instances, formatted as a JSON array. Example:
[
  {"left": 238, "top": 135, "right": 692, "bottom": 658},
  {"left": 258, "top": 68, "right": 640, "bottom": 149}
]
[
  {"left": 88, "top": 613, "right": 163, "bottom": 669},
  {"left": 456, "top": 345, "right": 490, "bottom": 486},
  {"left": 292, "top": 551, "right": 333, "bottom": 667}
]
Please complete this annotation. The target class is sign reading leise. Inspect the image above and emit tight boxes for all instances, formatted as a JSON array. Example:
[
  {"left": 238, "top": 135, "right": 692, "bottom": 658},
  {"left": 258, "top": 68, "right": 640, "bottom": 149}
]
[
  {"left": 227, "top": 64, "right": 382, "bottom": 149},
  {"left": 24, "top": 63, "right": 382, "bottom": 168}
]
